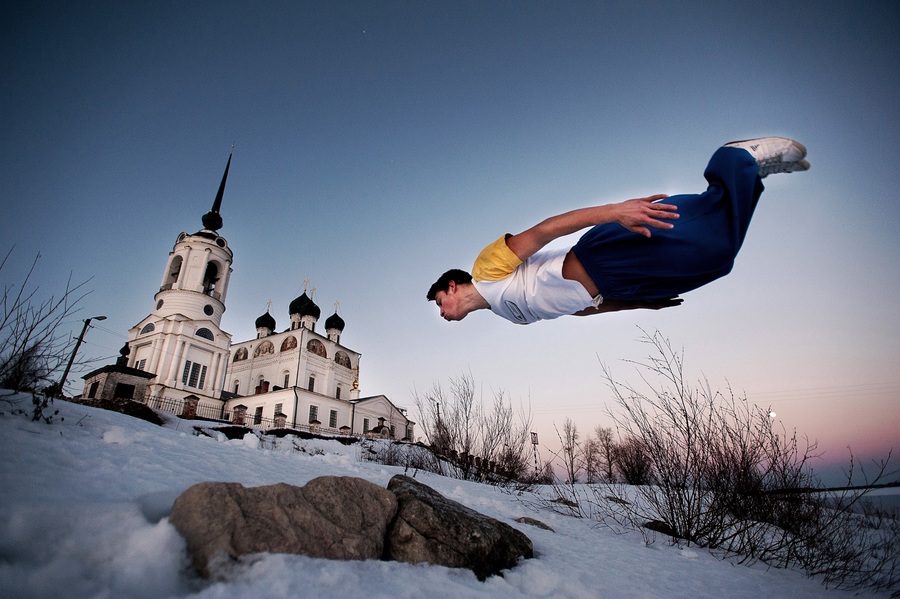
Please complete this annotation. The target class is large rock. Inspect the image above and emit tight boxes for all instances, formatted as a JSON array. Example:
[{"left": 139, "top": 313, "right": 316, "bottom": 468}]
[
  {"left": 384, "top": 474, "right": 533, "bottom": 580},
  {"left": 169, "top": 476, "right": 398, "bottom": 577}
]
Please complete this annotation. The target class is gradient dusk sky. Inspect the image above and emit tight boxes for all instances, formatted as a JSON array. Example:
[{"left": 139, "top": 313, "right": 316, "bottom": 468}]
[{"left": 2, "top": 1, "right": 898, "bottom": 482}]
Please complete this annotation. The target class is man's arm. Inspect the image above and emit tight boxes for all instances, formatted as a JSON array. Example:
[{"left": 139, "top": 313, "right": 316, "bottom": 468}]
[
  {"left": 505, "top": 195, "right": 678, "bottom": 261},
  {"left": 572, "top": 297, "right": 683, "bottom": 317}
]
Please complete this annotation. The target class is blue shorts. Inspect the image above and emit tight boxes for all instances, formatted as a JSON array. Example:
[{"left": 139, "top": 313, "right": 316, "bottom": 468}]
[{"left": 572, "top": 147, "right": 764, "bottom": 300}]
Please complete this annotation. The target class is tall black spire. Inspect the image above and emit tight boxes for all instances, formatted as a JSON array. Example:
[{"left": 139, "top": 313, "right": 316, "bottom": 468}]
[{"left": 201, "top": 149, "right": 232, "bottom": 231}]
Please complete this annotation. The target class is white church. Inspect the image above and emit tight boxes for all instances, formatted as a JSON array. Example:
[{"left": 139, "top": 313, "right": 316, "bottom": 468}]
[{"left": 84, "top": 153, "right": 414, "bottom": 441}]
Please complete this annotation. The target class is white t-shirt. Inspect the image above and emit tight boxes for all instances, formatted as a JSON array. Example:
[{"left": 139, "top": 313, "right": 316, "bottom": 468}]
[{"left": 471, "top": 236, "right": 599, "bottom": 325}]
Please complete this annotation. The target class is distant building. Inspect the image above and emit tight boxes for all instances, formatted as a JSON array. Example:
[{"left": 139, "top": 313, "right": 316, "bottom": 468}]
[{"left": 98, "top": 152, "right": 413, "bottom": 439}]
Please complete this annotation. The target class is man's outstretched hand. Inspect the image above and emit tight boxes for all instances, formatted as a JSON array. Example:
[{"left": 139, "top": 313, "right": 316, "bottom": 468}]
[{"left": 615, "top": 194, "right": 678, "bottom": 238}]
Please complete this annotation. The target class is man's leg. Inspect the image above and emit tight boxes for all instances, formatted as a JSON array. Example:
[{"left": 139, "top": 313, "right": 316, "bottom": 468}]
[{"left": 572, "top": 146, "right": 764, "bottom": 300}]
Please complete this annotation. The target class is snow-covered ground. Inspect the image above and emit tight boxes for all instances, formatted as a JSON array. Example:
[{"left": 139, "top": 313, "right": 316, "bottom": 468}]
[{"left": 0, "top": 392, "right": 889, "bottom": 599}]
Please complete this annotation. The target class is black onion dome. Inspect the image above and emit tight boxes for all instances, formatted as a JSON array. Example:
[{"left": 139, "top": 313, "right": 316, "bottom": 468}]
[
  {"left": 289, "top": 292, "right": 311, "bottom": 315},
  {"left": 301, "top": 296, "right": 321, "bottom": 319},
  {"left": 255, "top": 311, "right": 276, "bottom": 330},
  {"left": 325, "top": 311, "right": 345, "bottom": 331}
]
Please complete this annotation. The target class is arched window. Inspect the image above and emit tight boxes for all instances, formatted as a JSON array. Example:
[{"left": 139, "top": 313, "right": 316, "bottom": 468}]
[
  {"left": 166, "top": 256, "right": 183, "bottom": 287},
  {"left": 334, "top": 350, "right": 352, "bottom": 368},
  {"left": 306, "top": 339, "right": 327, "bottom": 358},
  {"left": 233, "top": 380, "right": 240, "bottom": 394},
  {"left": 254, "top": 340, "right": 275, "bottom": 357},
  {"left": 140, "top": 323, "right": 155, "bottom": 334},
  {"left": 196, "top": 328, "right": 214, "bottom": 341},
  {"left": 203, "top": 261, "right": 220, "bottom": 296}
]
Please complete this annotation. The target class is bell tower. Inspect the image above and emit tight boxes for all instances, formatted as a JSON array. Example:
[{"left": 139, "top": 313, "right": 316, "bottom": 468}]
[
  {"left": 155, "top": 151, "right": 233, "bottom": 327},
  {"left": 126, "top": 152, "right": 235, "bottom": 409}
]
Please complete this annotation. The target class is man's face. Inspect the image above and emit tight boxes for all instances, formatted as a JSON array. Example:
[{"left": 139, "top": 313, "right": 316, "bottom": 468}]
[{"left": 434, "top": 282, "right": 465, "bottom": 321}]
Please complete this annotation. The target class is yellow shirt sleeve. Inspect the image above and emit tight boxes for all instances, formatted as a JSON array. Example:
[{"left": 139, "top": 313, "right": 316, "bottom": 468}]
[{"left": 472, "top": 235, "right": 523, "bottom": 282}]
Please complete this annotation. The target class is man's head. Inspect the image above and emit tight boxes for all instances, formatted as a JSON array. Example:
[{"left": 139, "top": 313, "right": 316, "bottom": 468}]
[{"left": 427, "top": 269, "right": 474, "bottom": 321}]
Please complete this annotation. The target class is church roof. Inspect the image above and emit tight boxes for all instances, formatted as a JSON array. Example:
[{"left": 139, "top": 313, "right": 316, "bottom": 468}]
[
  {"left": 289, "top": 292, "right": 310, "bottom": 315},
  {"left": 199, "top": 150, "right": 231, "bottom": 232},
  {"left": 255, "top": 310, "right": 276, "bottom": 330},
  {"left": 289, "top": 292, "right": 320, "bottom": 319},
  {"left": 325, "top": 311, "right": 345, "bottom": 331}
]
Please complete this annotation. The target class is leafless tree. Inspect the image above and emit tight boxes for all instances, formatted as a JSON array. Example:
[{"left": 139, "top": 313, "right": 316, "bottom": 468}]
[
  {"left": 581, "top": 434, "right": 600, "bottom": 484},
  {"left": 612, "top": 436, "right": 653, "bottom": 485},
  {"left": 556, "top": 418, "right": 581, "bottom": 484},
  {"left": 594, "top": 425, "right": 617, "bottom": 483},
  {"left": 412, "top": 371, "right": 535, "bottom": 483},
  {"left": 0, "top": 249, "right": 90, "bottom": 393}
]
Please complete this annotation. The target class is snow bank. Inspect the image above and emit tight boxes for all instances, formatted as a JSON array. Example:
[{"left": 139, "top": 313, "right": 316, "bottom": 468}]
[{"left": 0, "top": 392, "right": 883, "bottom": 598}]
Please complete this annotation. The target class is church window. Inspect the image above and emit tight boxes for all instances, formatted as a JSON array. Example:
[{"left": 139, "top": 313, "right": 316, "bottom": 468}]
[
  {"left": 233, "top": 381, "right": 240, "bottom": 394},
  {"left": 334, "top": 351, "right": 351, "bottom": 368},
  {"left": 254, "top": 406, "right": 263, "bottom": 425},
  {"left": 196, "top": 328, "right": 214, "bottom": 341},
  {"left": 136, "top": 359, "right": 147, "bottom": 371},
  {"left": 87, "top": 381, "right": 99, "bottom": 399},
  {"left": 203, "top": 305, "right": 214, "bottom": 316},
  {"left": 140, "top": 323, "right": 155, "bottom": 334},
  {"left": 254, "top": 340, "right": 274, "bottom": 357},
  {"left": 363, "top": 418, "right": 370, "bottom": 433},
  {"left": 274, "top": 403, "right": 283, "bottom": 415},
  {"left": 166, "top": 256, "right": 183, "bottom": 288},
  {"left": 307, "top": 375, "right": 315, "bottom": 392},
  {"left": 182, "top": 361, "right": 207, "bottom": 389},
  {"left": 283, "top": 372, "right": 290, "bottom": 388},
  {"left": 114, "top": 383, "right": 136, "bottom": 399},
  {"left": 203, "top": 262, "right": 220, "bottom": 297},
  {"left": 307, "top": 339, "right": 327, "bottom": 358},
  {"left": 336, "top": 386, "right": 341, "bottom": 400},
  {"left": 309, "top": 405, "right": 319, "bottom": 423},
  {"left": 329, "top": 410, "right": 338, "bottom": 428}
]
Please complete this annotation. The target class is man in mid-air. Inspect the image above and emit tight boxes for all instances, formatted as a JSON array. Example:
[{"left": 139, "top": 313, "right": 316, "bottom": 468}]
[{"left": 427, "top": 137, "right": 809, "bottom": 325}]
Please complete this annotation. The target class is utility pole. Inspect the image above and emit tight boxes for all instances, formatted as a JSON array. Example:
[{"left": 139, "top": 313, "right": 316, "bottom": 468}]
[{"left": 57, "top": 315, "right": 106, "bottom": 396}]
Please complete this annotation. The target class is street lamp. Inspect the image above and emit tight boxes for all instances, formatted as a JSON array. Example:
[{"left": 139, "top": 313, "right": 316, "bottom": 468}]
[{"left": 57, "top": 315, "right": 106, "bottom": 396}]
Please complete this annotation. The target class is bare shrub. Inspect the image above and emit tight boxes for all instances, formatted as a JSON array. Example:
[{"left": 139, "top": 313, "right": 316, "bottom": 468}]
[
  {"left": 612, "top": 436, "right": 653, "bottom": 486},
  {"left": 412, "top": 372, "right": 535, "bottom": 484},
  {"left": 0, "top": 249, "right": 91, "bottom": 392},
  {"left": 590, "top": 330, "right": 898, "bottom": 593}
]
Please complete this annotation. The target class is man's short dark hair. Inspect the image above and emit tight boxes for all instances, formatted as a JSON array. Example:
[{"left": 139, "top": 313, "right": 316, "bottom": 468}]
[{"left": 427, "top": 269, "right": 473, "bottom": 301}]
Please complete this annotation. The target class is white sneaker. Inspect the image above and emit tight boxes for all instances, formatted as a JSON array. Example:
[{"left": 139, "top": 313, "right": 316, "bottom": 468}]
[{"left": 725, "top": 136, "right": 809, "bottom": 177}]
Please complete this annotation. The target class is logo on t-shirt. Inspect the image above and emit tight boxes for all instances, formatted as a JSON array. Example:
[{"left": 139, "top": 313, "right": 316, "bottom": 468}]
[{"left": 504, "top": 300, "right": 527, "bottom": 323}]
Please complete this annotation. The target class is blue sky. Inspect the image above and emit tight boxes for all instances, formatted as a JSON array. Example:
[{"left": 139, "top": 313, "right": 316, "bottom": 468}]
[{"left": 2, "top": 1, "right": 898, "bottom": 481}]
